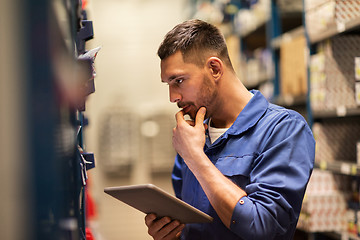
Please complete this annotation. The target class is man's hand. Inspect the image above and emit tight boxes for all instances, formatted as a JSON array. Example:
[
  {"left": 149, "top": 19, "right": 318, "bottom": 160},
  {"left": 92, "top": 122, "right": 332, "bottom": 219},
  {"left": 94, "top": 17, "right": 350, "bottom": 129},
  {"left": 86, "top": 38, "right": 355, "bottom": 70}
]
[
  {"left": 172, "top": 107, "right": 207, "bottom": 165},
  {"left": 145, "top": 213, "right": 185, "bottom": 240}
]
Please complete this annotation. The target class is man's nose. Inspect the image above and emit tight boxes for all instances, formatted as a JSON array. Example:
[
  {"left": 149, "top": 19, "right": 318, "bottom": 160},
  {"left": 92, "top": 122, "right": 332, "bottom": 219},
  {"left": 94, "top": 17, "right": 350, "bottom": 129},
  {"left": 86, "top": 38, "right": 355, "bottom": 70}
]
[{"left": 169, "top": 86, "right": 181, "bottom": 103}]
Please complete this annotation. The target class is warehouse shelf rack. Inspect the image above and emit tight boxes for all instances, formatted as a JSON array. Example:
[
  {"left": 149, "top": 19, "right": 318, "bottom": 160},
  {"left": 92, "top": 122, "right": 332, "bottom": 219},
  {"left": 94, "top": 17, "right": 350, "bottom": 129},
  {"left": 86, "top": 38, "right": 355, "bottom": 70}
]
[
  {"left": 270, "top": 25, "right": 305, "bottom": 49},
  {"left": 237, "top": 0, "right": 305, "bottom": 107},
  {"left": 312, "top": 107, "right": 360, "bottom": 120},
  {"left": 21, "top": 0, "right": 97, "bottom": 239},
  {"left": 303, "top": 0, "right": 360, "bottom": 239},
  {"left": 309, "top": 16, "right": 360, "bottom": 44},
  {"left": 273, "top": 94, "right": 307, "bottom": 108},
  {"left": 314, "top": 160, "right": 360, "bottom": 177}
]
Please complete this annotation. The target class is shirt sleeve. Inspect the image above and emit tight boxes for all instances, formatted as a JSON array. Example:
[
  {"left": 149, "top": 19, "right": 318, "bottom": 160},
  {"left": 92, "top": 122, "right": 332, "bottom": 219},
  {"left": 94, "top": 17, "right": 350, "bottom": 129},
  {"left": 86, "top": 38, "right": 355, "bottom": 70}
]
[
  {"left": 230, "top": 117, "right": 315, "bottom": 239},
  {"left": 172, "top": 154, "right": 183, "bottom": 199}
]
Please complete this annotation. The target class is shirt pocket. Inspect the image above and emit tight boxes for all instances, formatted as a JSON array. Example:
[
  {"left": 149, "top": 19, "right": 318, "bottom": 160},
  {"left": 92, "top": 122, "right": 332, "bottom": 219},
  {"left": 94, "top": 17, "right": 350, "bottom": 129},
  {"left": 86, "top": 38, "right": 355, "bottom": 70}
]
[{"left": 215, "top": 155, "right": 254, "bottom": 187}]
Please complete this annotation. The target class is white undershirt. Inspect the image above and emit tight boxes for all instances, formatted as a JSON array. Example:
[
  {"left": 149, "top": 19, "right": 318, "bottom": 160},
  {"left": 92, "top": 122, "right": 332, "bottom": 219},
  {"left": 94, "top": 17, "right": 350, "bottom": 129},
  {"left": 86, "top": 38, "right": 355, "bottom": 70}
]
[{"left": 208, "top": 120, "right": 228, "bottom": 144}]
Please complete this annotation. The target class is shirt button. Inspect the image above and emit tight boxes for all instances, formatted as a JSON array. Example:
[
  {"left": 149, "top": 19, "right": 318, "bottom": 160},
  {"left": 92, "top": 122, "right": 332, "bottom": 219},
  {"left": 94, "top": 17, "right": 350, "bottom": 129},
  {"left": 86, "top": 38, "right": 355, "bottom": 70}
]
[
  {"left": 232, "top": 220, "right": 236, "bottom": 224},
  {"left": 239, "top": 199, "right": 245, "bottom": 205}
]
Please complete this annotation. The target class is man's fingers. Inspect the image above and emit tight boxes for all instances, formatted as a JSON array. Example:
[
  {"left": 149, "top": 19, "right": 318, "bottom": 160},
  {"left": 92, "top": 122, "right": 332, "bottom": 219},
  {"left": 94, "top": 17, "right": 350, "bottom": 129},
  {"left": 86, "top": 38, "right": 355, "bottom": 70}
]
[
  {"left": 195, "top": 107, "right": 206, "bottom": 127},
  {"left": 175, "top": 110, "right": 185, "bottom": 124},
  {"left": 146, "top": 215, "right": 171, "bottom": 236},
  {"left": 155, "top": 220, "right": 183, "bottom": 240},
  {"left": 145, "top": 215, "right": 184, "bottom": 240},
  {"left": 145, "top": 213, "right": 157, "bottom": 226},
  {"left": 176, "top": 224, "right": 186, "bottom": 238},
  {"left": 166, "top": 222, "right": 185, "bottom": 240}
]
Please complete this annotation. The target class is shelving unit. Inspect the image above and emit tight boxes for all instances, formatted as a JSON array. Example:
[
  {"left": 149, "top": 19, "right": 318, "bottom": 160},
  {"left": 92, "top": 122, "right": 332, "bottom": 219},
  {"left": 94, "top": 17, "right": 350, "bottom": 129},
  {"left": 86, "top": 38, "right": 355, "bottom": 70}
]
[
  {"left": 232, "top": 0, "right": 306, "bottom": 111},
  {"left": 12, "top": 0, "right": 98, "bottom": 239},
  {"left": 308, "top": 15, "right": 360, "bottom": 44},
  {"left": 312, "top": 107, "right": 360, "bottom": 119},
  {"left": 302, "top": 1, "right": 360, "bottom": 239},
  {"left": 315, "top": 160, "right": 360, "bottom": 177}
]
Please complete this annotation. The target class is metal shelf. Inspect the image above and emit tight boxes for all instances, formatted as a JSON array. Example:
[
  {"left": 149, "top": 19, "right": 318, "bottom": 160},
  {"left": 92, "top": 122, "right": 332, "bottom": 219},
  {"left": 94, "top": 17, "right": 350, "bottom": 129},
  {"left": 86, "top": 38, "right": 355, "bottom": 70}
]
[
  {"left": 273, "top": 94, "right": 307, "bottom": 107},
  {"left": 312, "top": 107, "right": 360, "bottom": 119},
  {"left": 308, "top": 17, "right": 360, "bottom": 44},
  {"left": 314, "top": 160, "right": 360, "bottom": 176}
]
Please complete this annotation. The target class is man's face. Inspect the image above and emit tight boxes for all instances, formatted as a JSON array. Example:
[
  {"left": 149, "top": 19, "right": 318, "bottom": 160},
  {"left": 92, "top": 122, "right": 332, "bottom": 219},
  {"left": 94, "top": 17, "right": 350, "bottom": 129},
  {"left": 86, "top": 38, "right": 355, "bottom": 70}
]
[{"left": 161, "top": 51, "right": 217, "bottom": 120}]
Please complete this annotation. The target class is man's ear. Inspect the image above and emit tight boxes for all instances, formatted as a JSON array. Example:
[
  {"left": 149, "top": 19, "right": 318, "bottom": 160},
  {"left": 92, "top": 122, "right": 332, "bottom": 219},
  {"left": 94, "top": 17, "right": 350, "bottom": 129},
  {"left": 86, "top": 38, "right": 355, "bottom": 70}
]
[{"left": 206, "top": 57, "right": 223, "bottom": 81}]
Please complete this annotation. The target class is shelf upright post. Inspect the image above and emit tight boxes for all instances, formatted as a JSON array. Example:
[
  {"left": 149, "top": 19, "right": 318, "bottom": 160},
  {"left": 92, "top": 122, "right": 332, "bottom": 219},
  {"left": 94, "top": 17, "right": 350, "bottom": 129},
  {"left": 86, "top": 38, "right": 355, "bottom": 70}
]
[
  {"left": 302, "top": 0, "right": 314, "bottom": 127},
  {"left": 22, "top": 0, "right": 90, "bottom": 238},
  {"left": 23, "top": 0, "right": 66, "bottom": 238},
  {"left": 238, "top": 0, "right": 248, "bottom": 64},
  {"left": 267, "top": 0, "right": 282, "bottom": 99}
]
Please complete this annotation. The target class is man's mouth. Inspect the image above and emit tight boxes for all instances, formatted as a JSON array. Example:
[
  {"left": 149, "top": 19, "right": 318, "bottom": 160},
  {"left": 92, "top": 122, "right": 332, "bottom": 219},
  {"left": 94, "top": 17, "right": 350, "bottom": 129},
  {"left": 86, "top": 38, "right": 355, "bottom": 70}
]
[
  {"left": 178, "top": 102, "right": 196, "bottom": 116},
  {"left": 181, "top": 105, "right": 191, "bottom": 114}
]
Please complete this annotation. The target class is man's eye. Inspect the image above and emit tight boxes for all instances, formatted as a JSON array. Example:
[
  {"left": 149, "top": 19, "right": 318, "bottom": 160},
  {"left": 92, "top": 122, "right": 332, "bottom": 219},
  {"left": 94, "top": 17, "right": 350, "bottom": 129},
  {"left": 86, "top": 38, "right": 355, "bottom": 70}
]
[{"left": 175, "top": 79, "right": 184, "bottom": 84}]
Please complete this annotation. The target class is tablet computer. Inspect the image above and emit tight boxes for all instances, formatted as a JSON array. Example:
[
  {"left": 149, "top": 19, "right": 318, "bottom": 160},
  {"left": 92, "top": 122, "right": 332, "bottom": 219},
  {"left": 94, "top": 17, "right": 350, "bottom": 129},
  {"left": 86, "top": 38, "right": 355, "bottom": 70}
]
[{"left": 104, "top": 184, "right": 213, "bottom": 223}]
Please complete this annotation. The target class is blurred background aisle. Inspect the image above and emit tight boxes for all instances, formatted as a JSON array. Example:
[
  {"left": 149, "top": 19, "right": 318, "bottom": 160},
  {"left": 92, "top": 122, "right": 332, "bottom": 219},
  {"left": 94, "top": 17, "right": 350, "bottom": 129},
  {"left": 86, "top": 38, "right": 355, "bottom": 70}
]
[{"left": 85, "top": 0, "right": 186, "bottom": 239}]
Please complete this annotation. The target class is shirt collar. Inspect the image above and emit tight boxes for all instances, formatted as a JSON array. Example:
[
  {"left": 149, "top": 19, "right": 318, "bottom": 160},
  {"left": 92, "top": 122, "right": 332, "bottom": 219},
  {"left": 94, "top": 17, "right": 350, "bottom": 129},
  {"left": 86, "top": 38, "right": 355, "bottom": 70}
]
[{"left": 205, "top": 90, "right": 268, "bottom": 138}]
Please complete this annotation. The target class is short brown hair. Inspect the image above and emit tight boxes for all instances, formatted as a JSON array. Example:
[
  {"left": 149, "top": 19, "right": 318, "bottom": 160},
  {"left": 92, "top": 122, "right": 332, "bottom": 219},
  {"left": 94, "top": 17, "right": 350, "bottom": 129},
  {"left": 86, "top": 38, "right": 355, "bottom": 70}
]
[{"left": 157, "top": 19, "right": 233, "bottom": 69}]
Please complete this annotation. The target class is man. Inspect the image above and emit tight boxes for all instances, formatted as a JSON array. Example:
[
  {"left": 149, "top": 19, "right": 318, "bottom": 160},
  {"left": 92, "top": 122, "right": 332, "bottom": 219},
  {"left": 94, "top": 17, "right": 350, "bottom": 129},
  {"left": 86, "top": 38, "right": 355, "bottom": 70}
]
[{"left": 145, "top": 19, "right": 315, "bottom": 240}]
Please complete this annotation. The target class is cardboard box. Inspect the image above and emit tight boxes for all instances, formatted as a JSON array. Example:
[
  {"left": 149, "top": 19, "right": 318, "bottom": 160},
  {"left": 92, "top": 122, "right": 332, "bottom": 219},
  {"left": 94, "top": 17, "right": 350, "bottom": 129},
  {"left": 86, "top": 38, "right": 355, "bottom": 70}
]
[
  {"left": 312, "top": 119, "right": 360, "bottom": 163},
  {"left": 304, "top": 0, "right": 329, "bottom": 11},
  {"left": 335, "top": 0, "right": 360, "bottom": 24},
  {"left": 355, "top": 57, "right": 360, "bottom": 81},
  {"left": 355, "top": 57, "right": 360, "bottom": 106},
  {"left": 309, "top": 35, "right": 360, "bottom": 111},
  {"left": 356, "top": 82, "right": 360, "bottom": 106},
  {"left": 306, "top": 0, "right": 336, "bottom": 38},
  {"left": 310, "top": 53, "right": 327, "bottom": 111},
  {"left": 323, "top": 36, "right": 360, "bottom": 110},
  {"left": 280, "top": 35, "right": 307, "bottom": 97}
]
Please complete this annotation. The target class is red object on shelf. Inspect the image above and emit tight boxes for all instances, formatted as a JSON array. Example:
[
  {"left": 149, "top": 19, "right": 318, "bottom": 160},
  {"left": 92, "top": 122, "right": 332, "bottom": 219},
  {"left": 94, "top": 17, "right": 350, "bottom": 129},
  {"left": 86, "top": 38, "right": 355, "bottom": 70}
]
[
  {"left": 85, "top": 175, "right": 98, "bottom": 239},
  {"left": 86, "top": 227, "right": 94, "bottom": 240},
  {"left": 82, "top": 0, "right": 88, "bottom": 10}
]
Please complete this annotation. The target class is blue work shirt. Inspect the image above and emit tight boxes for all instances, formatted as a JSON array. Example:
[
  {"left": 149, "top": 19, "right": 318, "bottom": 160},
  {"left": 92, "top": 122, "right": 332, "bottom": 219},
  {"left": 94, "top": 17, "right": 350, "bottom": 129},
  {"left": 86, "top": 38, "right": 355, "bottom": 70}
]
[{"left": 172, "top": 90, "right": 315, "bottom": 240}]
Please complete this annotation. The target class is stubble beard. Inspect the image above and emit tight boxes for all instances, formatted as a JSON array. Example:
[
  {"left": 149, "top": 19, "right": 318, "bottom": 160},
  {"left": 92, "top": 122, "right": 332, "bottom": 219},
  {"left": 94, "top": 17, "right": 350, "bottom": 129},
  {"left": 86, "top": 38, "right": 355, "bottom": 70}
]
[{"left": 189, "top": 74, "right": 218, "bottom": 120}]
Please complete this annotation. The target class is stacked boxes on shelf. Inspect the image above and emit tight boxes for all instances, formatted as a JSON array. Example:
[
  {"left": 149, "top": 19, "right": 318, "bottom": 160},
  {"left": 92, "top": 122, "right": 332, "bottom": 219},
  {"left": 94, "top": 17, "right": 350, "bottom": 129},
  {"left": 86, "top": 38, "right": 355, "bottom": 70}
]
[
  {"left": 240, "top": 48, "right": 273, "bottom": 89},
  {"left": 233, "top": 0, "right": 270, "bottom": 37},
  {"left": 298, "top": 169, "right": 349, "bottom": 232},
  {"left": 305, "top": 0, "right": 336, "bottom": 39},
  {"left": 310, "top": 35, "right": 360, "bottom": 111},
  {"left": 232, "top": 0, "right": 273, "bottom": 91},
  {"left": 305, "top": 0, "right": 360, "bottom": 40},
  {"left": 312, "top": 118, "right": 360, "bottom": 163},
  {"left": 309, "top": 53, "right": 326, "bottom": 111}
]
